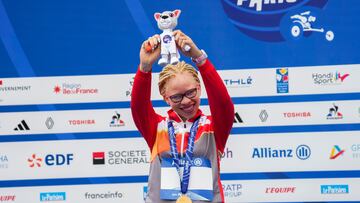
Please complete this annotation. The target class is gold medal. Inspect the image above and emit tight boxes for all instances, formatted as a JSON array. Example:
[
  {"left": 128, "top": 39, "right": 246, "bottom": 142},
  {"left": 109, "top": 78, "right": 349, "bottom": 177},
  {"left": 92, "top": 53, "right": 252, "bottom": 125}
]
[{"left": 176, "top": 194, "right": 192, "bottom": 203}]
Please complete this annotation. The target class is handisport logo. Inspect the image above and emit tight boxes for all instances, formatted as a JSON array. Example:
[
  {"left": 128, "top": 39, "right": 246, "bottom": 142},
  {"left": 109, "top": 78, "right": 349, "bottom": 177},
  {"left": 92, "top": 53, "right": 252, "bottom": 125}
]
[
  {"left": 40, "top": 192, "right": 66, "bottom": 201},
  {"left": 221, "top": 0, "right": 332, "bottom": 42},
  {"left": 321, "top": 185, "right": 349, "bottom": 194}
]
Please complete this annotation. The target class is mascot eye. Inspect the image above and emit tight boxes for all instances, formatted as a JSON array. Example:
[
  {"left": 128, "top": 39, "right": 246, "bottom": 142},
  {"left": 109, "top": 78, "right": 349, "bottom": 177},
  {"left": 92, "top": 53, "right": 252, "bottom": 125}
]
[{"left": 169, "top": 13, "right": 174, "bottom": 17}]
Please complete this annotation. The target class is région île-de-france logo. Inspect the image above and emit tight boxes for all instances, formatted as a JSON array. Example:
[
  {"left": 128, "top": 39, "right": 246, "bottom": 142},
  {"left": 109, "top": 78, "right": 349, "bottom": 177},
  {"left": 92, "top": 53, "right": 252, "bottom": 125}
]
[
  {"left": 221, "top": 0, "right": 334, "bottom": 42},
  {"left": 276, "top": 68, "right": 289, "bottom": 93},
  {"left": 53, "top": 83, "right": 98, "bottom": 95},
  {"left": 110, "top": 112, "right": 125, "bottom": 127},
  {"left": 330, "top": 145, "right": 345, "bottom": 159},
  {"left": 312, "top": 71, "right": 350, "bottom": 85}
]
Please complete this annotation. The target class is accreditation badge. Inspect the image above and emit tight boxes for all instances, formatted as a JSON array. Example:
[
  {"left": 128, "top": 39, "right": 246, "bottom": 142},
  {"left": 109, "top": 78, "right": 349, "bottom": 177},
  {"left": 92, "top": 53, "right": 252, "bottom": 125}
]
[{"left": 160, "top": 157, "right": 213, "bottom": 201}]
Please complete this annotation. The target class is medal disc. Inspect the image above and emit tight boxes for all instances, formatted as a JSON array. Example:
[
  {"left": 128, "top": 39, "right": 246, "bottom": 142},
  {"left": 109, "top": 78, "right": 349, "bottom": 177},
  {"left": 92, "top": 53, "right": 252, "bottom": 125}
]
[{"left": 176, "top": 195, "right": 192, "bottom": 203}]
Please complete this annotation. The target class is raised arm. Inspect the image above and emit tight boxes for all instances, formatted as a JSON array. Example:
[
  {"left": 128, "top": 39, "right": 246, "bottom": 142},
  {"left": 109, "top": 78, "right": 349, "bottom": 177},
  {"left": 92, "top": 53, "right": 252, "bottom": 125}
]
[
  {"left": 198, "top": 60, "right": 234, "bottom": 153},
  {"left": 131, "top": 35, "right": 162, "bottom": 150},
  {"left": 173, "top": 30, "right": 234, "bottom": 153}
]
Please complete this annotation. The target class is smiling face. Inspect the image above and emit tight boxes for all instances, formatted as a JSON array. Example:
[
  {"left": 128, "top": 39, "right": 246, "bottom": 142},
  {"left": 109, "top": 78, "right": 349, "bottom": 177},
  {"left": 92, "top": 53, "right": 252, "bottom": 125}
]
[{"left": 163, "top": 72, "right": 201, "bottom": 121}]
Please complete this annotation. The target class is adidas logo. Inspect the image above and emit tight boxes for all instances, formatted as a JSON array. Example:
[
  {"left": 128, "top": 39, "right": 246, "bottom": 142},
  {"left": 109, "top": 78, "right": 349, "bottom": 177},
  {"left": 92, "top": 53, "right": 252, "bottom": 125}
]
[
  {"left": 14, "top": 120, "right": 30, "bottom": 131},
  {"left": 234, "top": 112, "right": 243, "bottom": 123}
]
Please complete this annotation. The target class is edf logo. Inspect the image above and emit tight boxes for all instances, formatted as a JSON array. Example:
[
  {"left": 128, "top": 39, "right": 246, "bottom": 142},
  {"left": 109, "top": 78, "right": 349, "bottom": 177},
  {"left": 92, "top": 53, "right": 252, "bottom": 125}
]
[
  {"left": 45, "top": 154, "right": 74, "bottom": 166},
  {"left": 28, "top": 153, "right": 74, "bottom": 167}
]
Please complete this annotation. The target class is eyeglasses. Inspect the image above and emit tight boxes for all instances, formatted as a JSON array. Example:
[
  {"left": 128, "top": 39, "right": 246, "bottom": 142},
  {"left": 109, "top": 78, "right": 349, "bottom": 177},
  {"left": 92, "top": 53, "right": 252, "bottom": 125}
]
[{"left": 168, "top": 88, "right": 198, "bottom": 103}]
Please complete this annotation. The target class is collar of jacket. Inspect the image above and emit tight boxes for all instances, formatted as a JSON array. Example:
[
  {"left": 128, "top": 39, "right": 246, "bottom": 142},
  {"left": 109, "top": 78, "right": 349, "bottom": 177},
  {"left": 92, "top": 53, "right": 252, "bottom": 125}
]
[{"left": 167, "top": 109, "right": 203, "bottom": 123}]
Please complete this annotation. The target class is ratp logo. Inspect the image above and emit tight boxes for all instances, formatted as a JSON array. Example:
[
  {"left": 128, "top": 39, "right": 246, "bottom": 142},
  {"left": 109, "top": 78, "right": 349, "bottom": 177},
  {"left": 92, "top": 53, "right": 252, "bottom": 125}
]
[{"left": 221, "top": 0, "right": 333, "bottom": 42}]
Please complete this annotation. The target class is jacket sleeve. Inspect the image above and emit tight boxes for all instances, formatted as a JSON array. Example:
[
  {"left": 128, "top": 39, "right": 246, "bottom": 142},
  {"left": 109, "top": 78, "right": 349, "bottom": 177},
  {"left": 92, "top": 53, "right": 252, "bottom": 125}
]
[
  {"left": 130, "top": 68, "right": 160, "bottom": 150},
  {"left": 198, "top": 59, "right": 234, "bottom": 153}
]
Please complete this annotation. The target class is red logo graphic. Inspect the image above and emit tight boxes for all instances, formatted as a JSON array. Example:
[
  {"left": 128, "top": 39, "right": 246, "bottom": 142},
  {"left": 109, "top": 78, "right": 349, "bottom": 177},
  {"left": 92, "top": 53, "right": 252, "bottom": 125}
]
[
  {"left": 28, "top": 154, "right": 42, "bottom": 167},
  {"left": 54, "top": 85, "right": 61, "bottom": 93},
  {"left": 283, "top": 112, "right": 311, "bottom": 118},
  {"left": 338, "top": 73, "right": 349, "bottom": 82},
  {"left": 69, "top": 119, "right": 95, "bottom": 125},
  {"left": 53, "top": 83, "right": 98, "bottom": 95},
  {"left": 93, "top": 152, "right": 105, "bottom": 165},
  {"left": 330, "top": 145, "right": 345, "bottom": 159},
  {"left": 0, "top": 195, "right": 16, "bottom": 201},
  {"left": 265, "top": 187, "right": 296, "bottom": 193},
  {"left": 0, "top": 80, "right": 3, "bottom": 86}
]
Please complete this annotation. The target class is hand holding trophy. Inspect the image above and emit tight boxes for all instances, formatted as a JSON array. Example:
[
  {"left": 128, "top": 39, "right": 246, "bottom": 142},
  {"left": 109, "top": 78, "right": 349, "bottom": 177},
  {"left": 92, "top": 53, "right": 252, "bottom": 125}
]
[{"left": 144, "top": 10, "right": 191, "bottom": 67}]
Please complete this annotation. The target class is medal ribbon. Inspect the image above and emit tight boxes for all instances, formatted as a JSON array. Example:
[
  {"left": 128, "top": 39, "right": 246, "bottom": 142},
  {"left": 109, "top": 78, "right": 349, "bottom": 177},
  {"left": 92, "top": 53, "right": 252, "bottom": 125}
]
[{"left": 168, "top": 117, "right": 200, "bottom": 195}]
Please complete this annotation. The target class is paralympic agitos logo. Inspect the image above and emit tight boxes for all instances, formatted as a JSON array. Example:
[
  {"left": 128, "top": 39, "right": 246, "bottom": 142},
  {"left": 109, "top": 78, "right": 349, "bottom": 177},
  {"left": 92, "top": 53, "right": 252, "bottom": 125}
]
[{"left": 221, "top": 0, "right": 333, "bottom": 42}]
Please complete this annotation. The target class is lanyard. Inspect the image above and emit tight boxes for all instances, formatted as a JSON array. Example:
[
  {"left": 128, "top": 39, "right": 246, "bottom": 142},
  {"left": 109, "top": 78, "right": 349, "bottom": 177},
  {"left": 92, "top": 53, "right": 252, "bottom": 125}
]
[{"left": 168, "top": 117, "right": 200, "bottom": 194}]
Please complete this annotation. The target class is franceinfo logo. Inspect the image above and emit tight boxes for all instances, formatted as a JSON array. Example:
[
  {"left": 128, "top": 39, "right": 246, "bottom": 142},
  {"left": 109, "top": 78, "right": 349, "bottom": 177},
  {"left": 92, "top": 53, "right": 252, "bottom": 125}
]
[
  {"left": 40, "top": 192, "right": 66, "bottom": 201},
  {"left": 321, "top": 185, "right": 349, "bottom": 194}
]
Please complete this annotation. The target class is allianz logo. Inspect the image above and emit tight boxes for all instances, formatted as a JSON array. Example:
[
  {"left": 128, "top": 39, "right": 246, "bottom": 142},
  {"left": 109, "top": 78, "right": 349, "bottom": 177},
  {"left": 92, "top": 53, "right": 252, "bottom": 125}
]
[
  {"left": 40, "top": 192, "right": 66, "bottom": 201},
  {"left": 252, "top": 145, "right": 311, "bottom": 160}
]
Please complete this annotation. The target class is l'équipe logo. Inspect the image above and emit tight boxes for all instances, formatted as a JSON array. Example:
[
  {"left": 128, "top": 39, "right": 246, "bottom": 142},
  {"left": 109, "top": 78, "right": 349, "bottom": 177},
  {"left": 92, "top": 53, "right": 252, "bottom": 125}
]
[
  {"left": 221, "top": 0, "right": 334, "bottom": 42},
  {"left": 252, "top": 144, "right": 311, "bottom": 160}
]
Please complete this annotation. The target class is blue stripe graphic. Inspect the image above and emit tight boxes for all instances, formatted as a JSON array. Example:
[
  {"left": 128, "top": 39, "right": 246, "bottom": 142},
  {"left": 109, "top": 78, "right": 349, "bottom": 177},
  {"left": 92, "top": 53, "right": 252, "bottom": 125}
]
[
  {"left": 0, "top": 0, "right": 34, "bottom": 77},
  {"left": 1, "top": 93, "right": 359, "bottom": 113},
  {"left": 0, "top": 123, "right": 359, "bottom": 143},
  {"left": 0, "top": 170, "right": 359, "bottom": 188}
]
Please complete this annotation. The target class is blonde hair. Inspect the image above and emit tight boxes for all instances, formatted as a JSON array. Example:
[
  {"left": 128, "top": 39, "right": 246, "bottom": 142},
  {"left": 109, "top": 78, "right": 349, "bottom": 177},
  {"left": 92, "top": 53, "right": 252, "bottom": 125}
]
[{"left": 158, "top": 61, "right": 200, "bottom": 96}]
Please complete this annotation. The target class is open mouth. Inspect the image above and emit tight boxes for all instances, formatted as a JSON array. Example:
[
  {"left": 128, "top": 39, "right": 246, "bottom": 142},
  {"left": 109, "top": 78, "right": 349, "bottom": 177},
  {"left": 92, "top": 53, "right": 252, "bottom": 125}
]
[{"left": 181, "top": 104, "right": 195, "bottom": 114}]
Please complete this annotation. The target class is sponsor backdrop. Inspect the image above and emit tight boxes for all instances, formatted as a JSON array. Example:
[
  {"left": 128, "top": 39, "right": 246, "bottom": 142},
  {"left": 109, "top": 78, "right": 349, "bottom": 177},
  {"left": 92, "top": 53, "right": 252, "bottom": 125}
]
[{"left": 0, "top": 0, "right": 359, "bottom": 202}]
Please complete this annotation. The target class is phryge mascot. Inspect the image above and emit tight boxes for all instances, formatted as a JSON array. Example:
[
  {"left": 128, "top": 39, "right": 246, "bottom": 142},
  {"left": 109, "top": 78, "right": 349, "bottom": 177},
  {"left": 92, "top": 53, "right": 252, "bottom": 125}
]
[{"left": 151, "top": 9, "right": 190, "bottom": 67}]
